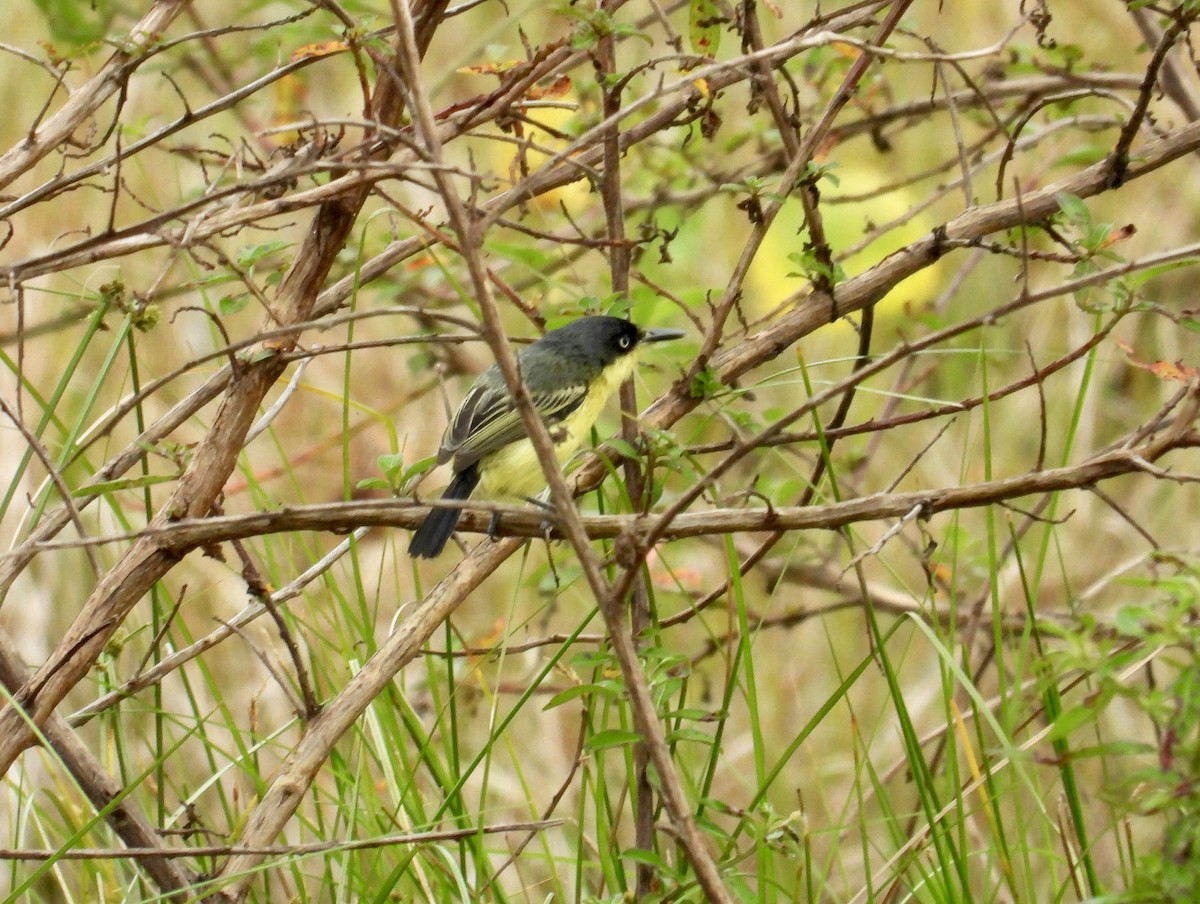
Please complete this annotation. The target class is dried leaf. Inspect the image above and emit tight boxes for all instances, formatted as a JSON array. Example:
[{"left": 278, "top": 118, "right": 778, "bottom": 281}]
[
  {"left": 1098, "top": 222, "right": 1137, "bottom": 250},
  {"left": 1116, "top": 340, "right": 1197, "bottom": 383},
  {"left": 458, "top": 60, "right": 523, "bottom": 76},
  {"left": 527, "top": 75, "right": 572, "bottom": 100},
  {"left": 290, "top": 40, "right": 347, "bottom": 62}
]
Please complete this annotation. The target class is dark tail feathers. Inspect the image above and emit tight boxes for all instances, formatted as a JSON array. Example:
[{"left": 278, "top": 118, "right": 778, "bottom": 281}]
[{"left": 408, "top": 465, "right": 480, "bottom": 559}]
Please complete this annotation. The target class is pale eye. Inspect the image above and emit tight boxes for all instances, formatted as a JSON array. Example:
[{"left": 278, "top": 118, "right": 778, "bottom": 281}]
[{"left": 619, "top": 335, "right": 631, "bottom": 349}]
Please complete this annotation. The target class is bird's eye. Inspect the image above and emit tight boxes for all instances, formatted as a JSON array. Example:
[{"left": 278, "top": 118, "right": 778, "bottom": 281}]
[{"left": 618, "top": 335, "right": 631, "bottom": 349}]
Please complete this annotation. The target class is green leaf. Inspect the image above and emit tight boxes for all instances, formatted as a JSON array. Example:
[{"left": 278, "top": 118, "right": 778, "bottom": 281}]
[
  {"left": 194, "top": 272, "right": 239, "bottom": 288},
  {"left": 1114, "top": 603, "right": 1155, "bottom": 636},
  {"left": 1071, "top": 740, "right": 1155, "bottom": 759},
  {"left": 669, "top": 707, "right": 721, "bottom": 722},
  {"left": 31, "top": 0, "right": 116, "bottom": 44},
  {"left": 487, "top": 241, "right": 555, "bottom": 270},
  {"left": 584, "top": 728, "right": 642, "bottom": 751},
  {"left": 666, "top": 727, "right": 715, "bottom": 745},
  {"left": 218, "top": 294, "right": 249, "bottom": 316},
  {"left": 402, "top": 456, "right": 437, "bottom": 484},
  {"left": 688, "top": 0, "right": 722, "bottom": 57},
  {"left": 620, "top": 847, "right": 670, "bottom": 868},
  {"left": 1128, "top": 259, "right": 1199, "bottom": 288},
  {"left": 376, "top": 452, "right": 406, "bottom": 484},
  {"left": 1056, "top": 192, "right": 1091, "bottom": 227},
  {"left": 236, "top": 240, "right": 292, "bottom": 268},
  {"left": 406, "top": 351, "right": 435, "bottom": 377},
  {"left": 1052, "top": 145, "right": 1110, "bottom": 168},
  {"left": 689, "top": 365, "right": 724, "bottom": 400},
  {"left": 375, "top": 453, "right": 437, "bottom": 493},
  {"left": 1045, "top": 699, "right": 1103, "bottom": 744},
  {"left": 570, "top": 649, "right": 615, "bottom": 669},
  {"left": 246, "top": 348, "right": 281, "bottom": 365},
  {"left": 543, "top": 682, "right": 619, "bottom": 710},
  {"left": 785, "top": 248, "right": 846, "bottom": 285},
  {"left": 605, "top": 438, "right": 639, "bottom": 460}
]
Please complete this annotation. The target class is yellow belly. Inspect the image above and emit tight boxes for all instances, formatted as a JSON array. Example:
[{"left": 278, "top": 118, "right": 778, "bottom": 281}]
[{"left": 474, "top": 351, "right": 639, "bottom": 500}]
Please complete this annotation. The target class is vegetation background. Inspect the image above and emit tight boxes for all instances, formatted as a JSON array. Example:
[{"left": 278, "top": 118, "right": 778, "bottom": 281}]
[{"left": 0, "top": 0, "right": 1199, "bottom": 901}]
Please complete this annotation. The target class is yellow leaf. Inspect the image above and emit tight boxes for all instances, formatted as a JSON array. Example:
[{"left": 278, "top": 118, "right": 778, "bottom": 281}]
[{"left": 290, "top": 40, "right": 347, "bottom": 62}]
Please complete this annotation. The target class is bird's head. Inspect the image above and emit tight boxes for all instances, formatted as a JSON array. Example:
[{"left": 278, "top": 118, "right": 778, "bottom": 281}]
[{"left": 538, "top": 315, "right": 686, "bottom": 369}]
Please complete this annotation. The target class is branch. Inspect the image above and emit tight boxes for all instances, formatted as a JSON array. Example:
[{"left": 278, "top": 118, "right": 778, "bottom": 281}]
[
  {"left": 0, "top": 0, "right": 191, "bottom": 190},
  {"left": 26, "top": 393, "right": 1198, "bottom": 556}
]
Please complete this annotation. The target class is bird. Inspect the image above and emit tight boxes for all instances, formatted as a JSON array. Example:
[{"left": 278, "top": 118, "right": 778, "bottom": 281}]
[{"left": 408, "top": 315, "right": 685, "bottom": 558}]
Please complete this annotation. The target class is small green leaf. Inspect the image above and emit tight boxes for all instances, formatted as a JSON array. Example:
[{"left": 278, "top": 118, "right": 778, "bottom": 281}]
[
  {"left": 1048, "top": 42, "right": 1085, "bottom": 69},
  {"left": 218, "top": 294, "right": 249, "bottom": 316},
  {"left": 194, "top": 272, "right": 239, "bottom": 287},
  {"left": 486, "top": 241, "right": 554, "bottom": 269},
  {"left": 543, "top": 682, "right": 619, "bottom": 710},
  {"left": 666, "top": 727, "right": 715, "bottom": 745},
  {"left": 1053, "top": 146, "right": 1110, "bottom": 168},
  {"left": 584, "top": 728, "right": 642, "bottom": 751},
  {"left": 688, "top": 0, "right": 722, "bottom": 57},
  {"left": 669, "top": 707, "right": 721, "bottom": 722},
  {"left": 689, "top": 365, "right": 724, "bottom": 400},
  {"left": 1045, "top": 700, "right": 1102, "bottom": 743},
  {"left": 605, "top": 438, "right": 639, "bottom": 460},
  {"left": 1114, "top": 603, "right": 1154, "bottom": 636},
  {"left": 1071, "top": 740, "right": 1155, "bottom": 759},
  {"left": 1128, "top": 260, "right": 1198, "bottom": 288},
  {"left": 570, "top": 649, "right": 614, "bottom": 669},
  {"left": 402, "top": 455, "right": 438, "bottom": 483},
  {"left": 785, "top": 248, "right": 846, "bottom": 285},
  {"left": 377, "top": 452, "right": 406, "bottom": 482},
  {"left": 620, "top": 847, "right": 670, "bottom": 868},
  {"left": 1056, "top": 192, "right": 1091, "bottom": 227},
  {"left": 31, "top": 0, "right": 116, "bottom": 44},
  {"left": 375, "top": 453, "right": 437, "bottom": 493},
  {"left": 246, "top": 348, "right": 280, "bottom": 364},
  {"left": 236, "top": 240, "right": 292, "bottom": 268},
  {"left": 406, "top": 352, "right": 434, "bottom": 377}
]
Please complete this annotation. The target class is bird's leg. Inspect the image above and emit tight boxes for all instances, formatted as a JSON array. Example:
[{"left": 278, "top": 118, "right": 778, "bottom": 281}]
[
  {"left": 524, "top": 495, "right": 562, "bottom": 587},
  {"left": 523, "top": 492, "right": 558, "bottom": 545},
  {"left": 544, "top": 540, "right": 561, "bottom": 587},
  {"left": 524, "top": 490, "right": 554, "bottom": 511},
  {"left": 487, "top": 509, "right": 502, "bottom": 541}
]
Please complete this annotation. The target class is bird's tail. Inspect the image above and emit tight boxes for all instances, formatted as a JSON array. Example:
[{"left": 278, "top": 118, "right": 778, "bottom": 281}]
[{"left": 408, "top": 465, "right": 480, "bottom": 559}]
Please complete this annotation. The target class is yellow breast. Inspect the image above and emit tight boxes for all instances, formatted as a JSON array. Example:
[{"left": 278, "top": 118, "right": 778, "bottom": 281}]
[{"left": 475, "top": 351, "right": 640, "bottom": 500}]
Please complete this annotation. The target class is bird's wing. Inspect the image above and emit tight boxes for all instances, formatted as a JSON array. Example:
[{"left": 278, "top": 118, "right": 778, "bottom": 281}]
[{"left": 440, "top": 379, "right": 589, "bottom": 470}]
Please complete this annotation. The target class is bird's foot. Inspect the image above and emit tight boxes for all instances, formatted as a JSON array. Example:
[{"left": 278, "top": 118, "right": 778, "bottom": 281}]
[{"left": 522, "top": 495, "right": 558, "bottom": 544}]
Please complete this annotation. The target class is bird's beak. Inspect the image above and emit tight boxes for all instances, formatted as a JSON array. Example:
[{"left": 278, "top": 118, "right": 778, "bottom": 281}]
[{"left": 641, "top": 327, "right": 686, "bottom": 343}]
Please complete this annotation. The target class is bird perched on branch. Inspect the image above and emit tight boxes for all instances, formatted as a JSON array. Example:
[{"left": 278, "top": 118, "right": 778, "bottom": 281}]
[{"left": 408, "top": 315, "right": 685, "bottom": 558}]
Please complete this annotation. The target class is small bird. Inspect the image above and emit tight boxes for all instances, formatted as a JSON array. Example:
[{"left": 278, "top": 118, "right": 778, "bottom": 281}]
[{"left": 408, "top": 315, "right": 685, "bottom": 558}]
